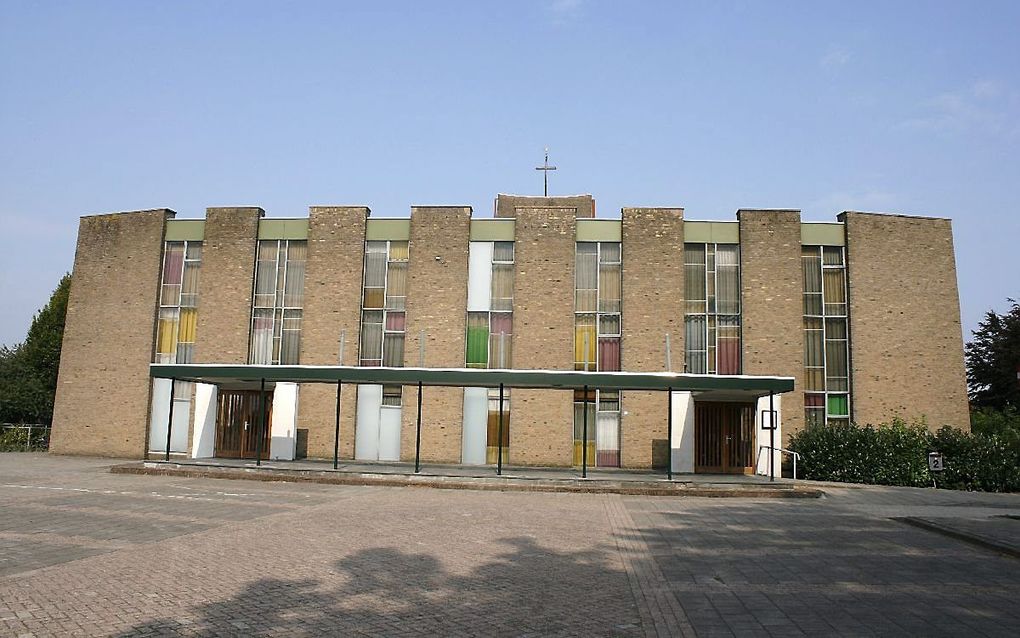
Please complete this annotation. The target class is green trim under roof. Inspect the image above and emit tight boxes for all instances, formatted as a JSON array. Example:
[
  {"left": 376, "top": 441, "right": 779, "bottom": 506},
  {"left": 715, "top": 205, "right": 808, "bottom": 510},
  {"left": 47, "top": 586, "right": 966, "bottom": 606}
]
[
  {"left": 469, "top": 218, "right": 515, "bottom": 241},
  {"left": 576, "top": 219, "right": 622, "bottom": 242},
  {"left": 801, "top": 223, "right": 845, "bottom": 246},
  {"left": 151, "top": 363, "right": 794, "bottom": 395},
  {"left": 258, "top": 219, "right": 309, "bottom": 240},
  {"left": 366, "top": 219, "right": 411, "bottom": 240},
  {"left": 165, "top": 219, "right": 205, "bottom": 241},
  {"left": 684, "top": 221, "right": 739, "bottom": 244}
]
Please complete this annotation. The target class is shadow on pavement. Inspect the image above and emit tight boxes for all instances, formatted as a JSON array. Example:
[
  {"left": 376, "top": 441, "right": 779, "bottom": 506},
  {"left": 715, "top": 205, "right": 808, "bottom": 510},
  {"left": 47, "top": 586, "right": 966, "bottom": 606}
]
[{"left": 116, "top": 537, "right": 643, "bottom": 637}]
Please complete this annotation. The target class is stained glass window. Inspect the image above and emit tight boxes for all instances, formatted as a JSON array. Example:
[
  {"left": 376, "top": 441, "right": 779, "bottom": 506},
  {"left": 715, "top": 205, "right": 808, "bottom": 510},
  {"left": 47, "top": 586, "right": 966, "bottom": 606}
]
[
  {"left": 802, "top": 245, "right": 850, "bottom": 426},
  {"left": 249, "top": 240, "right": 306, "bottom": 365},
  {"left": 573, "top": 242, "right": 622, "bottom": 468},
  {"left": 359, "top": 241, "right": 408, "bottom": 380},
  {"left": 684, "top": 243, "right": 741, "bottom": 374}
]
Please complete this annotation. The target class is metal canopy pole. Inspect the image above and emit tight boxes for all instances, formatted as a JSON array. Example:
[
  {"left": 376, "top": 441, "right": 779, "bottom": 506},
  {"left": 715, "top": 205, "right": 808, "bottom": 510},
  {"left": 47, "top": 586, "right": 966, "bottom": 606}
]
[
  {"left": 667, "top": 386, "right": 673, "bottom": 481},
  {"left": 496, "top": 382, "right": 504, "bottom": 476},
  {"left": 255, "top": 377, "right": 265, "bottom": 467},
  {"left": 164, "top": 378, "right": 176, "bottom": 462},
  {"left": 334, "top": 329, "right": 345, "bottom": 470},
  {"left": 582, "top": 384, "right": 589, "bottom": 479},
  {"left": 415, "top": 331, "right": 425, "bottom": 474},
  {"left": 414, "top": 381, "right": 423, "bottom": 474},
  {"left": 333, "top": 380, "right": 342, "bottom": 470},
  {"left": 769, "top": 390, "right": 775, "bottom": 482}
]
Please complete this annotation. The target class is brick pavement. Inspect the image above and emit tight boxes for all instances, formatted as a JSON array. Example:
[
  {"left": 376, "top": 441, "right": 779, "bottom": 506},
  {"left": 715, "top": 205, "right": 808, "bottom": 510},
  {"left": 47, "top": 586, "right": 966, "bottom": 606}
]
[{"left": 1, "top": 454, "right": 1019, "bottom": 637}]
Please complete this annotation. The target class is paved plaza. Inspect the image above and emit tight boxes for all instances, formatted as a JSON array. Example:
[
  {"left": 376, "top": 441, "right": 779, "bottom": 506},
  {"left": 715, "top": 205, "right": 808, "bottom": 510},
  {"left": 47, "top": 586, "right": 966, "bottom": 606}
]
[{"left": 1, "top": 454, "right": 1019, "bottom": 637}]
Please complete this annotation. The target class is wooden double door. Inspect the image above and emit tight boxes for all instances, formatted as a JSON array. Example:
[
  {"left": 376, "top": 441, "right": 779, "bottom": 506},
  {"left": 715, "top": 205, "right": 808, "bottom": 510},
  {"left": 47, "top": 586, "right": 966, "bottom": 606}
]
[
  {"left": 694, "top": 402, "right": 756, "bottom": 474},
  {"left": 215, "top": 390, "right": 273, "bottom": 460}
]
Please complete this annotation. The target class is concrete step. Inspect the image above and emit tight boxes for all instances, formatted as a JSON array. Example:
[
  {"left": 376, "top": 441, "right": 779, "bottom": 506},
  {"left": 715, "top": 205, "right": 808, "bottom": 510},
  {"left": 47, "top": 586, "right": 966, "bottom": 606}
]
[{"left": 111, "top": 461, "right": 824, "bottom": 498}]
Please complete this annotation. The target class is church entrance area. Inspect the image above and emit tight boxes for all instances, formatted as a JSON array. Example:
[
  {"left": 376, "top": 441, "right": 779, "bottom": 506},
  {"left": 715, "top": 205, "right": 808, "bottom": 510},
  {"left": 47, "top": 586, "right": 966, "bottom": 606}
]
[
  {"left": 215, "top": 389, "right": 272, "bottom": 460},
  {"left": 694, "top": 401, "right": 756, "bottom": 474}
]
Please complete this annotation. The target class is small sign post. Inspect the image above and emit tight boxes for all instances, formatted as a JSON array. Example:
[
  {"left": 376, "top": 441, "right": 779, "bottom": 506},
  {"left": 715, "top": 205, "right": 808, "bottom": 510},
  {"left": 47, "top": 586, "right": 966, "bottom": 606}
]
[{"left": 928, "top": 452, "right": 944, "bottom": 488}]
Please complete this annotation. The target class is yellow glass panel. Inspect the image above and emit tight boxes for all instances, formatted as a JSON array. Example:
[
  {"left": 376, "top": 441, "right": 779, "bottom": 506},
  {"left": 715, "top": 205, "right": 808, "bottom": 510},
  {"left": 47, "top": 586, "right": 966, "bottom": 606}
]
[
  {"left": 157, "top": 315, "right": 178, "bottom": 355},
  {"left": 178, "top": 308, "right": 198, "bottom": 343},
  {"left": 574, "top": 320, "right": 596, "bottom": 370},
  {"left": 572, "top": 441, "right": 597, "bottom": 465},
  {"left": 388, "top": 241, "right": 409, "bottom": 261},
  {"left": 363, "top": 288, "right": 385, "bottom": 309}
]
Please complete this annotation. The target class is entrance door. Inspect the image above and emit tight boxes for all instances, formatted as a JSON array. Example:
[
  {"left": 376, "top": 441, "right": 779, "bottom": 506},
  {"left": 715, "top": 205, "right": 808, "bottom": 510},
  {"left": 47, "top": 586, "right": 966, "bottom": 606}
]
[
  {"left": 215, "top": 390, "right": 272, "bottom": 460},
  {"left": 694, "top": 402, "right": 755, "bottom": 474}
]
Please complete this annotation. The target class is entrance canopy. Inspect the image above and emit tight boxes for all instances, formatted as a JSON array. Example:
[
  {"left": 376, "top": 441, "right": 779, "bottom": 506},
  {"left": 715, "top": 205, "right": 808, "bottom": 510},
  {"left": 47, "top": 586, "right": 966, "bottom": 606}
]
[{"left": 150, "top": 363, "right": 793, "bottom": 399}]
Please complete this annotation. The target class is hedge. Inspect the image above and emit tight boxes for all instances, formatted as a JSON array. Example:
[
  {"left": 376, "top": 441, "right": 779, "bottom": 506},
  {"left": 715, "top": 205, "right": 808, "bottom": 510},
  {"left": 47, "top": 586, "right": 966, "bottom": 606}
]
[{"left": 788, "top": 417, "right": 1020, "bottom": 492}]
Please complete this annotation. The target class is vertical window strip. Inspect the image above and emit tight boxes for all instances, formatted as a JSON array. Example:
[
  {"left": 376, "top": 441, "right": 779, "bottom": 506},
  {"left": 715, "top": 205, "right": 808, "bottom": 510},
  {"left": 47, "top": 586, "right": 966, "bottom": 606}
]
[
  {"left": 360, "top": 242, "right": 409, "bottom": 396},
  {"left": 574, "top": 242, "right": 621, "bottom": 372},
  {"left": 573, "top": 242, "right": 622, "bottom": 467},
  {"left": 250, "top": 239, "right": 306, "bottom": 365},
  {"left": 156, "top": 241, "right": 203, "bottom": 366},
  {"left": 156, "top": 240, "right": 202, "bottom": 399},
  {"left": 683, "top": 243, "right": 741, "bottom": 374},
  {"left": 802, "top": 245, "right": 849, "bottom": 426},
  {"left": 465, "top": 242, "right": 515, "bottom": 370}
]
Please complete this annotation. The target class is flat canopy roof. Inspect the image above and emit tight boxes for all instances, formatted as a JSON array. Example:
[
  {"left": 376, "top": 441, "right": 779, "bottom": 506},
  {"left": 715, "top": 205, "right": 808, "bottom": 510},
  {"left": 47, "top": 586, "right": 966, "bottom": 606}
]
[{"left": 150, "top": 364, "right": 794, "bottom": 398}]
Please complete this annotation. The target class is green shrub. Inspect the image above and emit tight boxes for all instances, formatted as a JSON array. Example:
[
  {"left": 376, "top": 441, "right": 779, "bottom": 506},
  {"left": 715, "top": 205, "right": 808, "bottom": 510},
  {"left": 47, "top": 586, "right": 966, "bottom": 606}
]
[{"left": 789, "top": 418, "right": 1020, "bottom": 492}]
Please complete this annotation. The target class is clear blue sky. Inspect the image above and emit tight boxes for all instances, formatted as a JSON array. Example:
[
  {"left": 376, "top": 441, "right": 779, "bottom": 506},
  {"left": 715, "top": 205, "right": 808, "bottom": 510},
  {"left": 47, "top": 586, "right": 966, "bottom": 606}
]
[{"left": 1, "top": 1, "right": 1018, "bottom": 347}]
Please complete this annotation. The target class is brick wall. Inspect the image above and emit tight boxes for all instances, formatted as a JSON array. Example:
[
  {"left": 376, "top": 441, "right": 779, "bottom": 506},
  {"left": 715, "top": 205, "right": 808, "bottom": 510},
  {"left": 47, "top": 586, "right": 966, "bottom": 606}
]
[
  {"left": 738, "top": 210, "right": 805, "bottom": 444},
  {"left": 401, "top": 207, "right": 472, "bottom": 463},
  {"left": 50, "top": 209, "right": 171, "bottom": 457},
  {"left": 193, "top": 207, "right": 263, "bottom": 364},
  {"left": 620, "top": 207, "right": 684, "bottom": 468},
  {"left": 840, "top": 212, "right": 970, "bottom": 430},
  {"left": 498, "top": 195, "right": 580, "bottom": 466},
  {"left": 297, "top": 206, "right": 369, "bottom": 459}
]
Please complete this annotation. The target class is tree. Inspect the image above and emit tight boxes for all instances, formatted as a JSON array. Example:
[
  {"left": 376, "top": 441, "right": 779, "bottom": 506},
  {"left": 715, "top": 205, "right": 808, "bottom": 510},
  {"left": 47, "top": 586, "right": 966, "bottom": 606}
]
[
  {"left": 0, "top": 274, "right": 71, "bottom": 424},
  {"left": 965, "top": 298, "right": 1020, "bottom": 411}
]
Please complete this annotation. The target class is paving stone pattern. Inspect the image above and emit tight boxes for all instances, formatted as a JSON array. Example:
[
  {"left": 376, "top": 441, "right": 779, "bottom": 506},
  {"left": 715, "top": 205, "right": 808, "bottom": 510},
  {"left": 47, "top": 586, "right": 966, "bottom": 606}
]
[{"left": 2, "top": 454, "right": 1019, "bottom": 637}]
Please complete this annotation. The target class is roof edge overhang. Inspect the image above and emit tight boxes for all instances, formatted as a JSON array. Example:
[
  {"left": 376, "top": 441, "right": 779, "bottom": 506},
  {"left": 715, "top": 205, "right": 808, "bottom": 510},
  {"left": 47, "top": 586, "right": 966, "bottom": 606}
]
[{"left": 150, "top": 364, "right": 794, "bottom": 396}]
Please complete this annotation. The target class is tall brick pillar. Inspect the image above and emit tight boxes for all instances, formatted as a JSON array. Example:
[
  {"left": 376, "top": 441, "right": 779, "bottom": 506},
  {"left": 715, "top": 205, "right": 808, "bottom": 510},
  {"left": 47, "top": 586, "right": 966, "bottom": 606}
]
[
  {"left": 51, "top": 209, "right": 173, "bottom": 457},
  {"left": 298, "top": 206, "right": 370, "bottom": 459},
  {"left": 498, "top": 195, "right": 588, "bottom": 466},
  {"left": 194, "top": 207, "right": 263, "bottom": 364},
  {"left": 738, "top": 209, "right": 805, "bottom": 444},
  {"left": 840, "top": 212, "right": 970, "bottom": 430},
  {"left": 620, "top": 207, "right": 684, "bottom": 468},
  {"left": 401, "top": 206, "right": 472, "bottom": 463}
]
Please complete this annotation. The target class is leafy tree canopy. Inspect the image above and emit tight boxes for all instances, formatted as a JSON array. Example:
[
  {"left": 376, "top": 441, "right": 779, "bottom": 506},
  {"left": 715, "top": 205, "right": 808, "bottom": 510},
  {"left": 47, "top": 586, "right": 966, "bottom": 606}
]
[
  {"left": 965, "top": 298, "right": 1020, "bottom": 410},
  {"left": 0, "top": 274, "right": 71, "bottom": 424}
]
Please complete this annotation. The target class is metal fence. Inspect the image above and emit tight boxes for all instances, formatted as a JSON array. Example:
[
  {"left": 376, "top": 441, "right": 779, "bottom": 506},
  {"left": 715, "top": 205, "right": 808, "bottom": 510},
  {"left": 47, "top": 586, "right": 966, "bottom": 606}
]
[{"left": 0, "top": 423, "right": 51, "bottom": 452}]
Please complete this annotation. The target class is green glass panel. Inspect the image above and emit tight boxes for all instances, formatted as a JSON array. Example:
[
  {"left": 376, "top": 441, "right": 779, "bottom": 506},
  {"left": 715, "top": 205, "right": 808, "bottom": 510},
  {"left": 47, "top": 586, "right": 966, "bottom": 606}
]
[
  {"left": 466, "top": 325, "right": 489, "bottom": 367},
  {"left": 827, "top": 394, "right": 849, "bottom": 417}
]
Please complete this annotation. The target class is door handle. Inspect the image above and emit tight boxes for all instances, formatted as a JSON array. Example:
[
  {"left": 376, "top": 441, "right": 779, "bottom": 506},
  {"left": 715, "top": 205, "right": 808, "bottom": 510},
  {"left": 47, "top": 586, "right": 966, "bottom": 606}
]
[{"left": 244, "top": 420, "right": 249, "bottom": 431}]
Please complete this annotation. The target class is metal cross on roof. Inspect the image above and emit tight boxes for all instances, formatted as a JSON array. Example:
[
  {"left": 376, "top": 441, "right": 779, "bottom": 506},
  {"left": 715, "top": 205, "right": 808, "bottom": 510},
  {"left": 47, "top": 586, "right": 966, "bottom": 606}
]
[{"left": 535, "top": 147, "right": 557, "bottom": 196}]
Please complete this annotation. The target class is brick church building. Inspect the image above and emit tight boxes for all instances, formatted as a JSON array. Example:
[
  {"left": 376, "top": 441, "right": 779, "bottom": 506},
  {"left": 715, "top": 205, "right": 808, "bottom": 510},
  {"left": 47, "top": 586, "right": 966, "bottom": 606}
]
[{"left": 49, "top": 194, "right": 970, "bottom": 474}]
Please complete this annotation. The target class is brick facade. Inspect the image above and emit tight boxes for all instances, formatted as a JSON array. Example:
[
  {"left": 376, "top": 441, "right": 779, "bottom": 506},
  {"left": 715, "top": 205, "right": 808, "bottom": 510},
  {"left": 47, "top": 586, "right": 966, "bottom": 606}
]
[
  {"left": 738, "top": 210, "right": 806, "bottom": 444},
  {"left": 840, "top": 212, "right": 970, "bottom": 430},
  {"left": 498, "top": 196, "right": 583, "bottom": 466},
  {"left": 193, "top": 207, "right": 263, "bottom": 364},
  {"left": 620, "top": 207, "right": 685, "bottom": 468},
  {"left": 297, "top": 206, "right": 370, "bottom": 459},
  {"left": 50, "top": 209, "right": 171, "bottom": 457},
  {"left": 401, "top": 207, "right": 472, "bottom": 463}
]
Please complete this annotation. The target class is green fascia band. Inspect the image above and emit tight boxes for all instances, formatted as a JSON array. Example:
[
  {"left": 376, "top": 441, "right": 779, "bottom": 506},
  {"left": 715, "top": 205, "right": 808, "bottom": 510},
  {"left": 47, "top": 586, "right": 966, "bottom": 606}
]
[
  {"left": 164, "top": 220, "right": 205, "bottom": 241},
  {"left": 258, "top": 219, "right": 309, "bottom": 240},
  {"left": 576, "top": 220, "right": 622, "bottom": 242},
  {"left": 366, "top": 219, "right": 411, "bottom": 240},
  {"left": 469, "top": 219, "right": 515, "bottom": 241}
]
